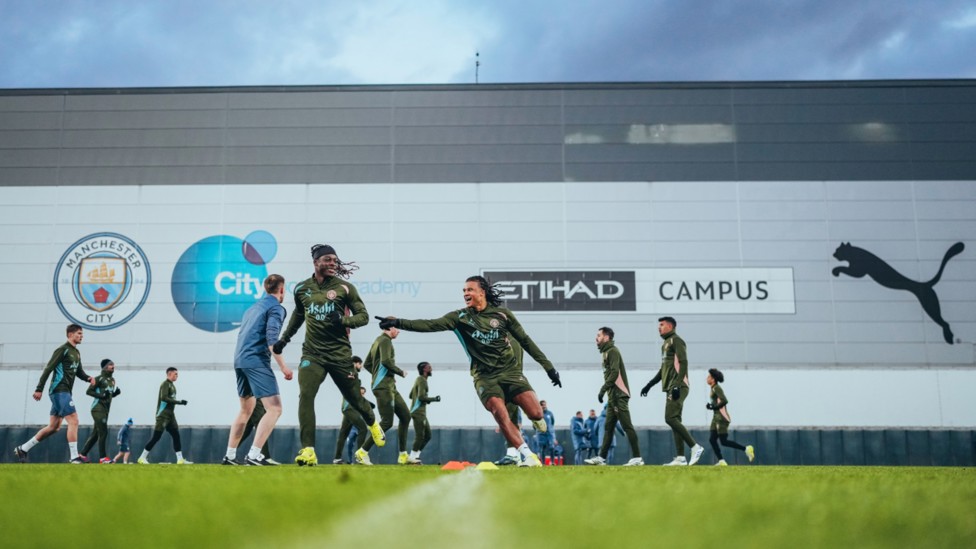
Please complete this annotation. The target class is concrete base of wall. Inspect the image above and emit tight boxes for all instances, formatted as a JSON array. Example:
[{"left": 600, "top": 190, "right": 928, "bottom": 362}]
[{"left": 2, "top": 426, "right": 973, "bottom": 466}]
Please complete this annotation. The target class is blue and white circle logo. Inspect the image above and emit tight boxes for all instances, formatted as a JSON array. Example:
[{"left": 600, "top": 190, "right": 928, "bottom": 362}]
[
  {"left": 171, "top": 230, "right": 278, "bottom": 332},
  {"left": 53, "top": 232, "right": 152, "bottom": 330}
]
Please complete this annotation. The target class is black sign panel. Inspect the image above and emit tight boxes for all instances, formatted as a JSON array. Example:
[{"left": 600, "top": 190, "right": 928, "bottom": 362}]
[{"left": 482, "top": 270, "right": 636, "bottom": 312}]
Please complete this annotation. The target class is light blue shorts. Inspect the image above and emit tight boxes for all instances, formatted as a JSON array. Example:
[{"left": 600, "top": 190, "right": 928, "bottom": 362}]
[
  {"left": 49, "top": 392, "right": 76, "bottom": 417},
  {"left": 236, "top": 367, "right": 280, "bottom": 399}
]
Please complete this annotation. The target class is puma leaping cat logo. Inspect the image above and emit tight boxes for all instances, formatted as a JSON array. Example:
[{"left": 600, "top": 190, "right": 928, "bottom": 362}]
[{"left": 832, "top": 242, "right": 964, "bottom": 344}]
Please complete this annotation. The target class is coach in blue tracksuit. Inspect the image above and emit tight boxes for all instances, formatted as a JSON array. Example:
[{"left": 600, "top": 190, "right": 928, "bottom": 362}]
[
  {"left": 585, "top": 409, "right": 599, "bottom": 458},
  {"left": 571, "top": 411, "right": 589, "bottom": 465},
  {"left": 223, "top": 274, "right": 294, "bottom": 466}
]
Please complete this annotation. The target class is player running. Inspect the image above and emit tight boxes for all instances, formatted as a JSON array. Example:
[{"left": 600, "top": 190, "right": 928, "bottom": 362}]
[
  {"left": 706, "top": 368, "right": 755, "bottom": 466},
  {"left": 273, "top": 244, "right": 385, "bottom": 466},
  {"left": 14, "top": 323, "right": 95, "bottom": 463},
  {"left": 377, "top": 275, "right": 561, "bottom": 467},
  {"left": 407, "top": 361, "right": 440, "bottom": 464},
  {"left": 358, "top": 322, "right": 411, "bottom": 465}
]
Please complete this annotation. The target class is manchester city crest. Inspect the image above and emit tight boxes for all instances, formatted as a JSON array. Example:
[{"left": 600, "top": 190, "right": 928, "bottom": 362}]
[{"left": 54, "top": 233, "right": 151, "bottom": 330}]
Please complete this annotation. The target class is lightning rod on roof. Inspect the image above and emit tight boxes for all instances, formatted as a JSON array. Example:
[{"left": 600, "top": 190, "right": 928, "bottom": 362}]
[{"left": 475, "top": 52, "right": 480, "bottom": 84}]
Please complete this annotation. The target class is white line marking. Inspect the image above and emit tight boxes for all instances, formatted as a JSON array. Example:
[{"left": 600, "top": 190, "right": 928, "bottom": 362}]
[{"left": 288, "top": 469, "right": 502, "bottom": 549}]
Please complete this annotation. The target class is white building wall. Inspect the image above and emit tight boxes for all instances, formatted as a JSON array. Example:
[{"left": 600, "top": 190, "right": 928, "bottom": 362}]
[{"left": 1, "top": 180, "right": 974, "bottom": 427}]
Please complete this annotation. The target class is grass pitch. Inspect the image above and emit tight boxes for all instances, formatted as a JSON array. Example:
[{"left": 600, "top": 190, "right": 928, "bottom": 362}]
[{"left": 1, "top": 464, "right": 973, "bottom": 549}]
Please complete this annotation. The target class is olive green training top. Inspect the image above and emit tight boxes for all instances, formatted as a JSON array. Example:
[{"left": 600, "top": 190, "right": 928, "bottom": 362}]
[
  {"left": 398, "top": 305, "right": 554, "bottom": 377},
  {"left": 410, "top": 376, "right": 437, "bottom": 415},
  {"left": 658, "top": 330, "right": 689, "bottom": 392},
  {"left": 280, "top": 274, "right": 368, "bottom": 366},
  {"left": 35, "top": 342, "right": 90, "bottom": 395},
  {"left": 363, "top": 333, "right": 404, "bottom": 391},
  {"left": 87, "top": 370, "right": 118, "bottom": 414},
  {"left": 155, "top": 379, "right": 180, "bottom": 419},
  {"left": 710, "top": 383, "right": 732, "bottom": 423},
  {"left": 598, "top": 339, "right": 631, "bottom": 399}
]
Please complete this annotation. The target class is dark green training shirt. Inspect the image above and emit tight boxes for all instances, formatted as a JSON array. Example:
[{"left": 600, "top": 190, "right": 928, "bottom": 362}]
[
  {"left": 598, "top": 340, "right": 631, "bottom": 398},
  {"left": 659, "top": 331, "right": 689, "bottom": 392},
  {"left": 155, "top": 379, "right": 180, "bottom": 418},
  {"left": 35, "top": 342, "right": 89, "bottom": 395},
  {"left": 410, "top": 376, "right": 435, "bottom": 414},
  {"left": 710, "top": 383, "right": 731, "bottom": 423},
  {"left": 280, "top": 275, "right": 368, "bottom": 366},
  {"left": 363, "top": 333, "right": 403, "bottom": 391},
  {"left": 398, "top": 305, "right": 554, "bottom": 377},
  {"left": 86, "top": 371, "right": 117, "bottom": 414}
]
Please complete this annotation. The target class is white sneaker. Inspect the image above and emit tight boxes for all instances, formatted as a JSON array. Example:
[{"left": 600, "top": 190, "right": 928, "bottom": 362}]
[
  {"left": 354, "top": 448, "right": 372, "bottom": 466},
  {"left": 715, "top": 459, "right": 728, "bottom": 466},
  {"left": 583, "top": 456, "right": 607, "bottom": 466},
  {"left": 518, "top": 452, "right": 542, "bottom": 467},
  {"left": 664, "top": 456, "right": 687, "bottom": 466},
  {"left": 531, "top": 419, "right": 548, "bottom": 433},
  {"left": 176, "top": 458, "right": 193, "bottom": 465},
  {"left": 689, "top": 444, "right": 705, "bottom": 466},
  {"left": 623, "top": 457, "right": 644, "bottom": 466}
]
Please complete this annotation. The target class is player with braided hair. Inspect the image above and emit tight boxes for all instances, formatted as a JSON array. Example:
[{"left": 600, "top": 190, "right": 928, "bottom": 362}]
[
  {"left": 273, "top": 244, "right": 385, "bottom": 466},
  {"left": 377, "top": 275, "right": 561, "bottom": 467}
]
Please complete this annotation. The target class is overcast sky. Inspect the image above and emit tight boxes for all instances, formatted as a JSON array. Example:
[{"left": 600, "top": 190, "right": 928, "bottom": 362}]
[{"left": 1, "top": 0, "right": 975, "bottom": 89}]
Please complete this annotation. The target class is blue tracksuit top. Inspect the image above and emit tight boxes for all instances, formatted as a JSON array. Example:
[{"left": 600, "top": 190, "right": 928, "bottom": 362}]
[
  {"left": 536, "top": 409, "right": 556, "bottom": 443},
  {"left": 571, "top": 416, "right": 588, "bottom": 449},
  {"left": 234, "top": 294, "right": 286, "bottom": 369}
]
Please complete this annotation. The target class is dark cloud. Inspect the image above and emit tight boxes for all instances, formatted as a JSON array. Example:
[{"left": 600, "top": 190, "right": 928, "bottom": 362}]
[{"left": 0, "top": 0, "right": 973, "bottom": 88}]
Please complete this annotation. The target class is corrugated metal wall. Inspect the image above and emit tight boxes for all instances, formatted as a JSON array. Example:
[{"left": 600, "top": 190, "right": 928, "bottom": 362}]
[{"left": 2, "top": 81, "right": 975, "bottom": 186}]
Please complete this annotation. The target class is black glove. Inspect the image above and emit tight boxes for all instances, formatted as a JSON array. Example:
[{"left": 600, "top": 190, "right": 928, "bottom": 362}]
[
  {"left": 670, "top": 386, "right": 681, "bottom": 401},
  {"left": 433, "top": 395, "right": 441, "bottom": 402},
  {"left": 706, "top": 403, "right": 715, "bottom": 410},
  {"left": 547, "top": 369, "right": 562, "bottom": 388},
  {"left": 272, "top": 339, "right": 287, "bottom": 354},
  {"left": 597, "top": 390, "right": 605, "bottom": 404},
  {"left": 375, "top": 316, "right": 400, "bottom": 330},
  {"left": 326, "top": 309, "right": 343, "bottom": 325},
  {"left": 113, "top": 388, "right": 121, "bottom": 397},
  {"left": 178, "top": 400, "right": 188, "bottom": 406},
  {"left": 640, "top": 383, "right": 652, "bottom": 397}
]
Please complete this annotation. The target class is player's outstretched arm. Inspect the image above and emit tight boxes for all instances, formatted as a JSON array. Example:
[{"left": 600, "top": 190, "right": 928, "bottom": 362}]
[{"left": 379, "top": 313, "right": 459, "bottom": 333}]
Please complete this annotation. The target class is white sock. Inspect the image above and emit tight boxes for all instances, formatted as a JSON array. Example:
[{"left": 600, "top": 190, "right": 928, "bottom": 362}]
[
  {"left": 68, "top": 442, "right": 78, "bottom": 459},
  {"left": 518, "top": 443, "right": 532, "bottom": 458},
  {"left": 247, "top": 446, "right": 262, "bottom": 460},
  {"left": 506, "top": 446, "right": 518, "bottom": 458},
  {"left": 399, "top": 451, "right": 408, "bottom": 458},
  {"left": 140, "top": 449, "right": 149, "bottom": 460},
  {"left": 21, "top": 437, "right": 39, "bottom": 452},
  {"left": 226, "top": 447, "right": 236, "bottom": 460},
  {"left": 410, "top": 450, "right": 420, "bottom": 459},
  {"left": 176, "top": 451, "right": 184, "bottom": 461}
]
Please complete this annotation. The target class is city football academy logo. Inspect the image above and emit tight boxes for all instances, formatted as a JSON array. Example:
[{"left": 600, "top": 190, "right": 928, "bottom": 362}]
[
  {"left": 53, "top": 233, "right": 151, "bottom": 330},
  {"left": 171, "top": 230, "right": 277, "bottom": 332}
]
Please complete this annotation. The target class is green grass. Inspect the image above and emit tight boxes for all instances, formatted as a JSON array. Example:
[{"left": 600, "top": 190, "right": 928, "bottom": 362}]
[{"left": 1, "top": 465, "right": 974, "bottom": 549}]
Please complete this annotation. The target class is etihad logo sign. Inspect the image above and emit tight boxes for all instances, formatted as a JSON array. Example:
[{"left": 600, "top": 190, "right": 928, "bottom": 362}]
[
  {"left": 483, "top": 268, "right": 794, "bottom": 314},
  {"left": 484, "top": 270, "right": 636, "bottom": 312}
]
